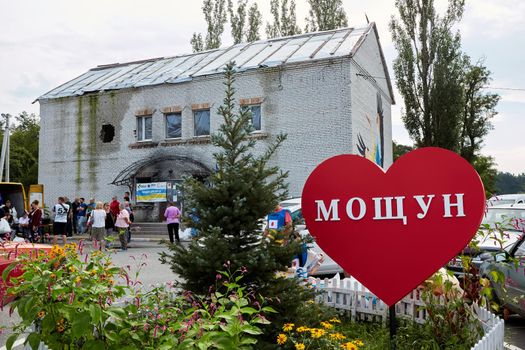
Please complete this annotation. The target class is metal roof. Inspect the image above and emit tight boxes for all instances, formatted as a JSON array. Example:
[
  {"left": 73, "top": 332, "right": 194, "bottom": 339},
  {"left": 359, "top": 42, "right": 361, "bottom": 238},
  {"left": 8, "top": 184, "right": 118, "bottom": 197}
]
[{"left": 38, "top": 24, "right": 378, "bottom": 101}]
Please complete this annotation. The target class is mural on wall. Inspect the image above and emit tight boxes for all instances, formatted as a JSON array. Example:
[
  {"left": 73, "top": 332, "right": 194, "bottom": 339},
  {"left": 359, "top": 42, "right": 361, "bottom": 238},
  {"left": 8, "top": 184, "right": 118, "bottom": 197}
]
[{"left": 357, "top": 92, "right": 385, "bottom": 167}]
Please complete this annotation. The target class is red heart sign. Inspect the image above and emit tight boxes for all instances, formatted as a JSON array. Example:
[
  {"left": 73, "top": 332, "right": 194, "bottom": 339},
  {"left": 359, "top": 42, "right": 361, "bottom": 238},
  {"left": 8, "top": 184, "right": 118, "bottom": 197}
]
[{"left": 301, "top": 147, "right": 485, "bottom": 306}]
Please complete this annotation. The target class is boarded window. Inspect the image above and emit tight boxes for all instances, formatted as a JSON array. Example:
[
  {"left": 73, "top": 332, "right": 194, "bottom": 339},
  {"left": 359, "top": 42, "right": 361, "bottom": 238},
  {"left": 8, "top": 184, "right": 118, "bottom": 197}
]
[
  {"left": 193, "top": 110, "right": 210, "bottom": 136},
  {"left": 165, "top": 113, "right": 182, "bottom": 138}
]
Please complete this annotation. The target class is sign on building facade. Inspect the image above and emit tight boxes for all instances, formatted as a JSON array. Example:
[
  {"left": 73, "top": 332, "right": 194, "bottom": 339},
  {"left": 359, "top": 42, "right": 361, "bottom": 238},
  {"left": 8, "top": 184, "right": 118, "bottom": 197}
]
[{"left": 136, "top": 182, "right": 167, "bottom": 203}]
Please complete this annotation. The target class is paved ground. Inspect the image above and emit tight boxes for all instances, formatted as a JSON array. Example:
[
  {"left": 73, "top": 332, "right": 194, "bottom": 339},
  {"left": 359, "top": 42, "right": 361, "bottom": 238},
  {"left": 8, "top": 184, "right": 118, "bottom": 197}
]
[{"left": 1, "top": 239, "right": 524, "bottom": 349}]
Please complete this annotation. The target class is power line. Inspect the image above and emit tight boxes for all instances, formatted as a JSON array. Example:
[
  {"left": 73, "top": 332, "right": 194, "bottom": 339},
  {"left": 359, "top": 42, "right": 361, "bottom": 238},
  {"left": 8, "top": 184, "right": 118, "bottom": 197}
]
[{"left": 355, "top": 73, "right": 525, "bottom": 92}]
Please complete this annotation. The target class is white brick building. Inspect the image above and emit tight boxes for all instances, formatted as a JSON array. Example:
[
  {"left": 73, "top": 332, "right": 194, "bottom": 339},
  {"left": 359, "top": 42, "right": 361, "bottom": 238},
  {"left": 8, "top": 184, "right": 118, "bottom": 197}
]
[{"left": 37, "top": 23, "right": 394, "bottom": 221}]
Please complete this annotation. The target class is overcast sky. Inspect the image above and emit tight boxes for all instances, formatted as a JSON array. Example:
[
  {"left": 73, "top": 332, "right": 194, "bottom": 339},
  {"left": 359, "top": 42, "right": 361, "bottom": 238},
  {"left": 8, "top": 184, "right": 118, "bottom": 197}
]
[{"left": 1, "top": 0, "right": 524, "bottom": 174}]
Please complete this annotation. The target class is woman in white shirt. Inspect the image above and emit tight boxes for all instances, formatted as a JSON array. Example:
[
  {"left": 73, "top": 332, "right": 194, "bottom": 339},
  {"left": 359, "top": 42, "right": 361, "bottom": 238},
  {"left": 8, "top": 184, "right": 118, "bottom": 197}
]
[
  {"left": 0, "top": 209, "right": 12, "bottom": 241},
  {"left": 89, "top": 202, "right": 107, "bottom": 250}
]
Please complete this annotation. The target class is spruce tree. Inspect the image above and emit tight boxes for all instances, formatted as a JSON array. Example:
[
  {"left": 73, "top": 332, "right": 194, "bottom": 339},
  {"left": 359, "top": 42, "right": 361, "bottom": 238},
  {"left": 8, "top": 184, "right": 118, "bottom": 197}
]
[{"left": 160, "top": 62, "right": 299, "bottom": 294}]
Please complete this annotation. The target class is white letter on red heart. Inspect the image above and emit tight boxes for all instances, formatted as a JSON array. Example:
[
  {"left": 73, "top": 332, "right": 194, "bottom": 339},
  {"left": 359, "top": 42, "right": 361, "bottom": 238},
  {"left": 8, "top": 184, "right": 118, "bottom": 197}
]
[{"left": 301, "top": 147, "right": 486, "bottom": 306}]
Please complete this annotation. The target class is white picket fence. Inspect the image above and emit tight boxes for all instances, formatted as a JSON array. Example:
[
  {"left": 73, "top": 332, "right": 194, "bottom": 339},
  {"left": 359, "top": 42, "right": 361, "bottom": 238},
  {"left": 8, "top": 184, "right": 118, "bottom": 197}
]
[{"left": 312, "top": 276, "right": 505, "bottom": 350}]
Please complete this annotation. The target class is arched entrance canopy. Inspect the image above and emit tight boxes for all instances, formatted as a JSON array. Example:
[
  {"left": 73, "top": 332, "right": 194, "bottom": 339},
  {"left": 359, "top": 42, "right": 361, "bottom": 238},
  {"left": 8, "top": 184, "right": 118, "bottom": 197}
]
[{"left": 111, "top": 155, "right": 210, "bottom": 188}]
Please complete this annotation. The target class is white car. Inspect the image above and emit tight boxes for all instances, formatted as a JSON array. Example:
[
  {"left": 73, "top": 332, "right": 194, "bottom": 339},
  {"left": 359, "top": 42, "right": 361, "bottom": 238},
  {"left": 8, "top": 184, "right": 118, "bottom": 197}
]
[{"left": 487, "top": 194, "right": 525, "bottom": 207}]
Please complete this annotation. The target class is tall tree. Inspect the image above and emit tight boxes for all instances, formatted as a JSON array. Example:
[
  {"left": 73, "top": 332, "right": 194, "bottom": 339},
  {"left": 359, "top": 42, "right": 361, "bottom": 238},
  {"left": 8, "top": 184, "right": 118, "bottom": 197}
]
[
  {"left": 246, "top": 2, "right": 262, "bottom": 42},
  {"left": 305, "top": 0, "right": 348, "bottom": 32},
  {"left": 472, "top": 154, "right": 498, "bottom": 197},
  {"left": 392, "top": 141, "right": 414, "bottom": 161},
  {"left": 160, "top": 63, "right": 296, "bottom": 293},
  {"left": 191, "top": 0, "right": 228, "bottom": 52},
  {"left": 190, "top": 33, "right": 204, "bottom": 53},
  {"left": 228, "top": 0, "right": 248, "bottom": 44},
  {"left": 390, "top": 0, "right": 466, "bottom": 151},
  {"left": 266, "top": 0, "right": 301, "bottom": 39},
  {"left": 459, "top": 58, "right": 500, "bottom": 163},
  {"left": 0, "top": 112, "right": 40, "bottom": 189}
]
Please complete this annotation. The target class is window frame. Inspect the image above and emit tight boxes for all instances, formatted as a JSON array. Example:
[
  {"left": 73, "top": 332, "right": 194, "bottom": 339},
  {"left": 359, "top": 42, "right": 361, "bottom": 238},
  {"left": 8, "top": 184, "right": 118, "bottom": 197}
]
[
  {"left": 165, "top": 112, "right": 182, "bottom": 139},
  {"left": 136, "top": 115, "right": 153, "bottom": 142},
  {"left": 241, "top": 104, "right": 262, "bottom": 132},
  {"left": 193, "top": 109, "right": 211, "bottom": 137}
]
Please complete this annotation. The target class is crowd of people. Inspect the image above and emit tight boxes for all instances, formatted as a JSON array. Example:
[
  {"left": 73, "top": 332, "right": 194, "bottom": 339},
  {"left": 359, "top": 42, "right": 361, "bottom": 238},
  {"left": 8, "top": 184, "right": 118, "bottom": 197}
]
[{"left": 0, "top": 191, "right": 135, "bottom": 251}]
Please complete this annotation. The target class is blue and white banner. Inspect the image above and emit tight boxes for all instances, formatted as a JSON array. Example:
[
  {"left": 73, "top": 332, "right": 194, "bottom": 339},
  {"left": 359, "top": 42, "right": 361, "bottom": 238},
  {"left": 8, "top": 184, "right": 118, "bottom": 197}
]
[{"left": 136, "top": 182, "right": 167, "bottom": 202}]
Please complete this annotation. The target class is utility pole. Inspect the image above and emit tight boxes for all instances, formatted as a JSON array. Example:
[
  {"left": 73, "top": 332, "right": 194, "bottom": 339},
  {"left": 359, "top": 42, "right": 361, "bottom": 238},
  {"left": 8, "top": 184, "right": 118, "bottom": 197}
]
[{"left": 0, "top": 113, "right": 10, "bottom": 182}]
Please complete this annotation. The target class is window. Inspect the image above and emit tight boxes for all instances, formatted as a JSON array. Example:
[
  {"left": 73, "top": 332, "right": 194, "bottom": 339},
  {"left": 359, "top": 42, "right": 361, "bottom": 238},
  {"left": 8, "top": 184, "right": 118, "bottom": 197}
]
[
  {"left": 193, "top": 109, "right": 210, "bottom": 136},
  {"left": 165, "top": 113, "right": 182, "bottom": 139},
  {"left": 137, "top": 116, "right": 152, "bottom": 141},
  {"left": 242, "top": 104, "right": 262, "bottom": 131},
  {"left": 100, "top": 124, "right": 115, "bottom": 143}
]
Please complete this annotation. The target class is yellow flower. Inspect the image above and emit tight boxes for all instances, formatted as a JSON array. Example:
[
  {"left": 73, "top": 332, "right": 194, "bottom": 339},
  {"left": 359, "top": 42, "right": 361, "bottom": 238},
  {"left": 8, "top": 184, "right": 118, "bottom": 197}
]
[
  {"left": 283, "top": 323, "right": 294, "bottom": 332},
  {"left": 329, "top": 332, "right": 346, "bottom": 340},
  {"left": 329, "top": 317, "right": 341, "bottom": 323},
  {"left": 341, "top": 342, "right": 357, "bottom": 350},
  {"left": 75, "top": 276, "right": 81, "bottom": 284},
  {"left": 306, "top": 300, "right": 315, "bottom": 304},
  {"left": 37, "top": 310, "right": 45, "bottom": 318},
  {"left": 277, "top": 333, "right": 287, "bottom": 345},
  {"left": 353, "top": 339, "right": 364, "bottom": 346},
  {"left": 56, "top": 325, "right": 65, "bottom": 333},
  {"left": 296, "top": 326, "right": 309, "bottom": 333},
  {"left": 310, "top": 328, "right": 326, "bottom": 338},
  {"left": 69, "top": 266, "right": 77, "bottom": 273},
  {"left": 320, "top": 321, "right": 333, "bottom": 329},
  {"left": 295, "top": 343, "right": 305, "bottom": 350}
]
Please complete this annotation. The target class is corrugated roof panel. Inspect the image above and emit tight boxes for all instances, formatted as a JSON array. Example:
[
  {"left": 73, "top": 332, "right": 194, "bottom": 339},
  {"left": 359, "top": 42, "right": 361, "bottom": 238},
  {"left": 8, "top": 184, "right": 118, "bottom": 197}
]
[
  {"left": 238, "top": 42, "right": 287, "bottom": 69},
  {"left": 38, "top": 25, "right": 376, "bottom": 100},
  {"left": 113, "top": 60, "right": 166, "bottom": 89},
  {"left": 133, "top": 56, "right": 188, "bottom": 87},
  {"left": 57, "top": 70, "right": 116, "bottom": 97},
  {"left": 176, "top": 49, "right": 229, "bottom": 79},
  {"left": 83, "top": 63, "right": 144, "bottom": 92},
  {"left": 225, "top": 42, "right": 268, "bottom": 68},
  {"left": 334, "top": 27, "right": 369, "bottom": 56},
  {"left": 194, "top": 44, "right": 249, "bottom": 76},
  {"left": 286, "top": 32, "right": 336, "bottom": 63},
  {"left": 262, "top": 36, "right": 311, "bottom": 66},
  {"left": 313, "top": 30, "right": 352, "bottom": 59},
  {"left": 148, "top": 53, "right": 209, "bottom": 85}
]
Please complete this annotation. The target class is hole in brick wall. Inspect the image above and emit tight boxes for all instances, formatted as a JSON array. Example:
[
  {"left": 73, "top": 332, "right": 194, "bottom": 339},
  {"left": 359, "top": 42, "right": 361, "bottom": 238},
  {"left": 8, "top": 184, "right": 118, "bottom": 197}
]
[{"left": 100, "top": 124, "right": 115, "bottom": 143}]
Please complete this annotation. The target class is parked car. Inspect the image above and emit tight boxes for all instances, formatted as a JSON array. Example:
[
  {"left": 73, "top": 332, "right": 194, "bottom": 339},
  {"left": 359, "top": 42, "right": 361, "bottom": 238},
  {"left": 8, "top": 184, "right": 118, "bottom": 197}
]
[
  {"left": 446, "top": 204, "right": 525, "bottom": 281},
  {"left": 487, "top": 194, "right": 525, "bottom": 207},
  {"left": 480, "top": 233, "right": 525, "bottom": 318}
]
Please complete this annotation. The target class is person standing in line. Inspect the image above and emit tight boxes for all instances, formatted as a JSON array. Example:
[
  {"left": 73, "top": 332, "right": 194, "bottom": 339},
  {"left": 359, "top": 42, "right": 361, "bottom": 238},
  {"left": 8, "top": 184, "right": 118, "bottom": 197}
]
[
  {"left": 76, "top": 198, "right": 88, "bottom": 234},
  {"left": 28, "top": 200, "right": 43, "bottom": 243},
  {"left": 103, "top": 203, "right": 114, "bottom": 249},
  {"left": 89, "top": 202, "right": 107, "bottom": 250},
  {"left": 164, "top": 202, "right": 181, "bottom": 244},
  {"left": 123, "top": 191, "right": 131, "bottom": 203},
  {"left": 71, "top": 198, "right": 80, "bottom": 235},
  {"left": 85, "top": 198, "right": 96, "bottom": 236},
  {"left": 124, "top": 201, "right": 133, "bottom": 243},
  {"left": 64, "top": 197, "right": 73, "bottom": 237},
  {"left": 18, "top": 211, "right": 30, "bottom": 239},
  {"left": 115, "top": 203, "right": 131, "bottom": 251},
  {"left": 109, "top": 196, "right": 120, "bottom": 220},
  {"left": 52, "top": 197, "right": 69, "bottom": 245}
]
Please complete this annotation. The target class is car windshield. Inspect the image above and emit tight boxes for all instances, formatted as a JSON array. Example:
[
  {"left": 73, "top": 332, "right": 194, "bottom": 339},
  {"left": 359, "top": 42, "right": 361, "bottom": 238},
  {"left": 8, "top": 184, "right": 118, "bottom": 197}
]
[{"left": 482, "top": 208, "right": 525, "bottom": 232}]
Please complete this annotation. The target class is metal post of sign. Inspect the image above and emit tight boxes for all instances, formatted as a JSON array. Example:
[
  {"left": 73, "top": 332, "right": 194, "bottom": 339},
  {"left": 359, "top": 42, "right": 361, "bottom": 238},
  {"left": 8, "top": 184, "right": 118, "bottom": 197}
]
[{"left": 389, "top": 305, "right": 397, "bottom": 350}]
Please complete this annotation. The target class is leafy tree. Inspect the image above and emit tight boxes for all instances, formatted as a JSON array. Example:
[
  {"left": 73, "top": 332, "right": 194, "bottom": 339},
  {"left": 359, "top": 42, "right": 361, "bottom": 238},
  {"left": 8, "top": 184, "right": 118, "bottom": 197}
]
[
  {"left": 190, "top": 33, "right": 204, "bottom": 53},
  {"left": 160, "top": 63, "right": 298, "bottom": 294},
  {"left": 390, "top": 0, "right": 466, "bottom": 151},
  {"left": 246, "top": 2, "right": 262, "bottom": 42},
  {"left": 459, "top": 58, "right": 500, "bottom": 163},
  {"left": 266, "top": 0, "right": 301, "bottom": 39},
  {"left": 0, "top": 112, "right": 40, "bottom": 189},
  {"left": 392, "top": 141, "right": 414, "bottom": 161},
  {"left": 191, "top": 0, "right": 228, "bottom": 52},
  {"left": 305, "top": 0, "right": 348, "bottom": 32},
  {"left": 472, "top": 155, "right": 497, "bottom": 197},
  {"left": 228, "top": 0, "right": 248, "bottom": 44},
  {"left": 495, "top": 172, "right": 525, "bottom": 195}
]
